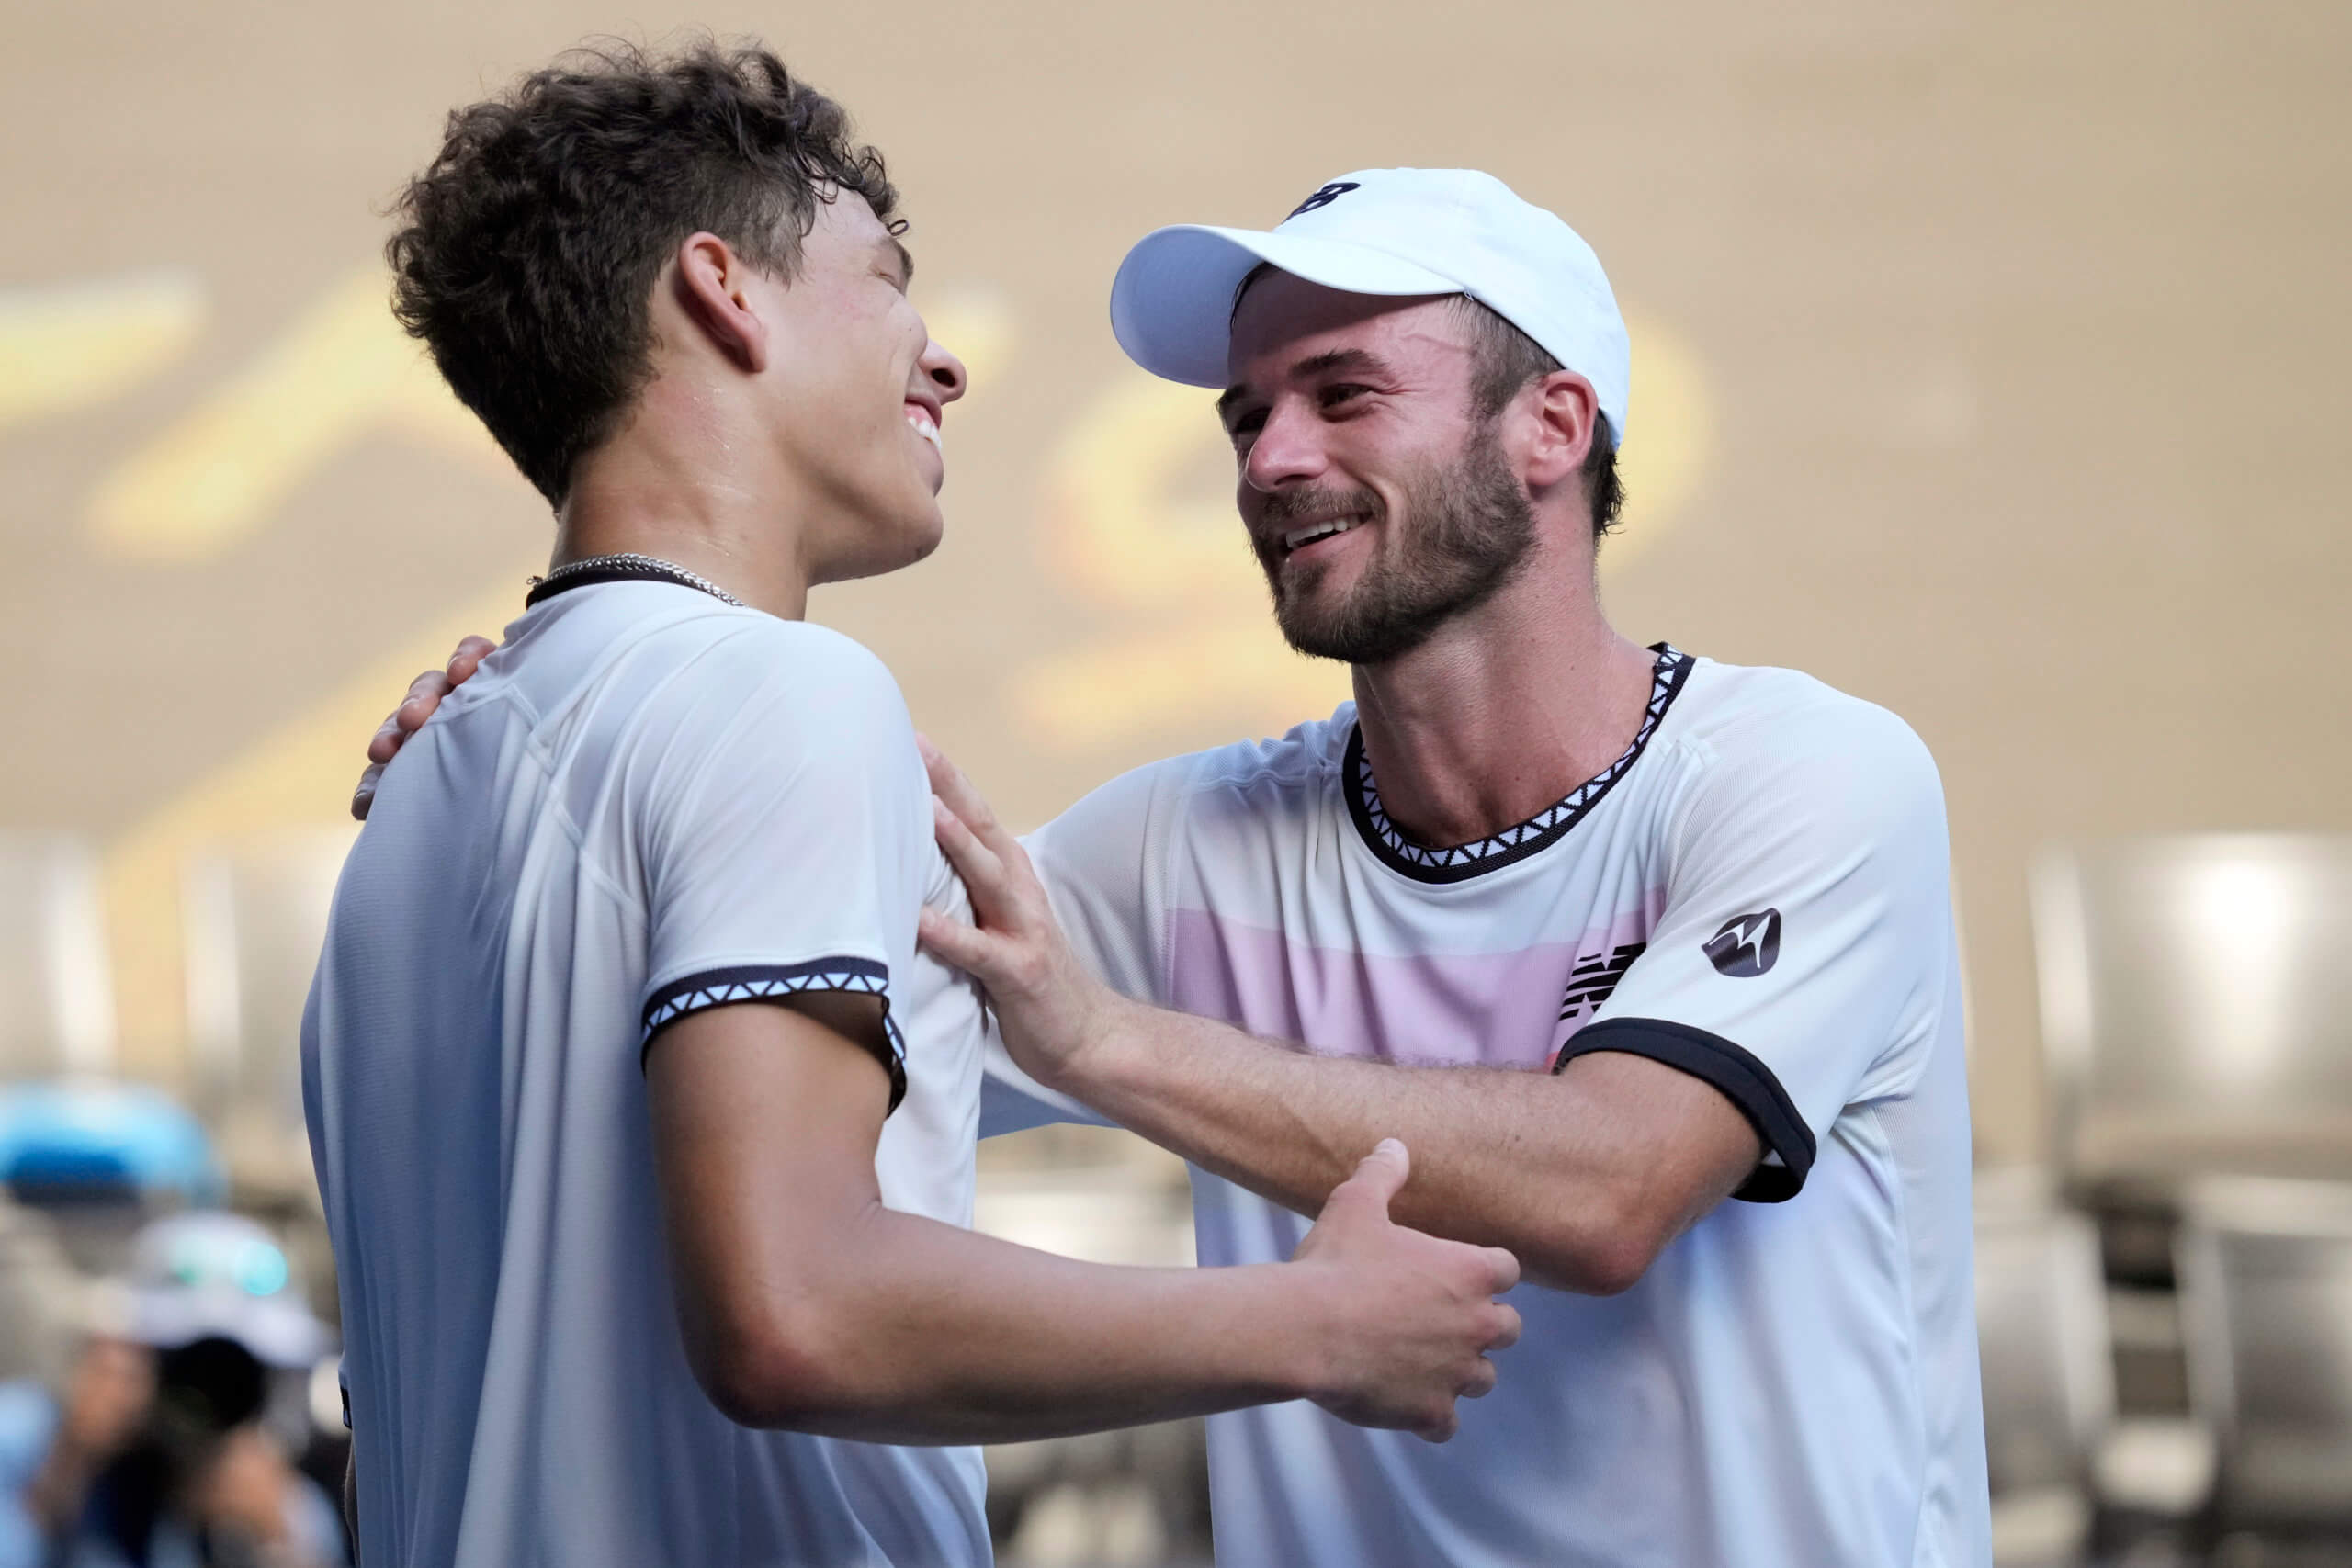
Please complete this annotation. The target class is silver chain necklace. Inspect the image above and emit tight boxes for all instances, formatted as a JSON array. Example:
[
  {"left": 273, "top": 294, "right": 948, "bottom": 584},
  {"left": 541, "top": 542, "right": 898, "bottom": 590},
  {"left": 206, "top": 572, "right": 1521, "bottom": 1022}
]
[{"left": 525, "top": 552, "right": 746, "bottom": 608}]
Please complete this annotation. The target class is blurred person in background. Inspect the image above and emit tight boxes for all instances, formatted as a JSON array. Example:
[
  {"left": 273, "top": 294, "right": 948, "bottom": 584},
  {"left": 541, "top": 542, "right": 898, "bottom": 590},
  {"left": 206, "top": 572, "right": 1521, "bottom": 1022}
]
[
  {"left": 0, "top": 1318, "right": 153, "bottom": 1567},
  {"left": 311, "top": 42, "right": 1516, "bottom": 1568},
  {"left": 357, "top": 161, "right": 1984, "bottom": 1568},
  {"left": 2, "top": 1211, "right": 343, "bottom": 1568},
  {"left": 0, "top": 1111, "right": 180, "bottom": 1566}
]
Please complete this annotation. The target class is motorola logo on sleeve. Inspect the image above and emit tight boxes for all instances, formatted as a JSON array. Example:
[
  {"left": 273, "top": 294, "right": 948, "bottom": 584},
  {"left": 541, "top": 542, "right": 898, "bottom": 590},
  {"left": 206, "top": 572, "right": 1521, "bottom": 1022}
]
[{"left": 1703, "top": 909, "right": 1781, "bottom": 977}]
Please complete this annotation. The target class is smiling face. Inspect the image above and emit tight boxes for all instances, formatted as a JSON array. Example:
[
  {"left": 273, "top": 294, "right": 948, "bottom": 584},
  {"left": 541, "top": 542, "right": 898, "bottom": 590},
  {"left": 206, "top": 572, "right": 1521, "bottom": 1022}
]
[
  {"left": 1220, "top": 274, "right": 1537, "bottom": 665},
  {"left": 746, "top": 192, "right": 967, "bottom": 581}
]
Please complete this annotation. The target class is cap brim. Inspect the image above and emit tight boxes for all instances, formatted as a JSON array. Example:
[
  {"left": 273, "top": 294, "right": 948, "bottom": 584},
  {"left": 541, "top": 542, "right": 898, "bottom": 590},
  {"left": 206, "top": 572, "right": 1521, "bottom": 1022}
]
[
  {"left": 130, "top": 1286, "right": 330, "bottom": 1368},
  {"left": 1110, "top": 225, "right": 1461, "bottom": 388}
]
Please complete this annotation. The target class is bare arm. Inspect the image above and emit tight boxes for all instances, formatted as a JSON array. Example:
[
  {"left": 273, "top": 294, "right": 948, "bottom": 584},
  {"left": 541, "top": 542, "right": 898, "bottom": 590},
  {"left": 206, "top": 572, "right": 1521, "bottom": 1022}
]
[
  {"left": 916, "top": 741, "right": 1762, "bottom": 1297},
  {"left": 650, "top": 991, "right": 1519, "bottom": 1446},
  {"left": 1046, "top": 1013, "right": 1755, "bottom": 1296}
]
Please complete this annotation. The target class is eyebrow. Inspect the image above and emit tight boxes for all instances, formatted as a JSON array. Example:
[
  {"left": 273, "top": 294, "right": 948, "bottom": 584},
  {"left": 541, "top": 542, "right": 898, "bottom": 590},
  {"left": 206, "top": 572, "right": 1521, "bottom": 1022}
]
[{"left": 1216, "top": 348, "right": 1396, "bottom": 425}]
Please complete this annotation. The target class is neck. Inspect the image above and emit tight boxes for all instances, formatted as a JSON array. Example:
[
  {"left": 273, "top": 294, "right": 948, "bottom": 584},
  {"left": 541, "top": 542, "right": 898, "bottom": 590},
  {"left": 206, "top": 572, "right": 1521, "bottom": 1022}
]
[
  {"left": 549, "top": 378, "right": 812, "bottom": 620},
  {"left": 1349, "top": 547, "right": 1657, "bottom": 850}
]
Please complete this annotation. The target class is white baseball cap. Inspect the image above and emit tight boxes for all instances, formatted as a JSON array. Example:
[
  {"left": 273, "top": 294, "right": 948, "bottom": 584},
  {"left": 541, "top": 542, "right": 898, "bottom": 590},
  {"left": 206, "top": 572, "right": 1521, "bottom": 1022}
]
[
  {"left": 1109, "top": 167, "right": 1630, "bottom": 441},
  {"left": 126, "top": 1210, "right": 330, "bottom": 1369}
]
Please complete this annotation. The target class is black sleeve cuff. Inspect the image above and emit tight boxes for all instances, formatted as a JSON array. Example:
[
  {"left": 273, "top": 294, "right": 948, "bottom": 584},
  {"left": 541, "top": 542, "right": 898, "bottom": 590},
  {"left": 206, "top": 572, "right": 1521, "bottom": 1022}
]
[
  {"left": 640, "top": 959, "right": 908, "bottom": 1114},
  {"left": 1551, "top": 1017, "right": 1815, "bottom": 1202}
]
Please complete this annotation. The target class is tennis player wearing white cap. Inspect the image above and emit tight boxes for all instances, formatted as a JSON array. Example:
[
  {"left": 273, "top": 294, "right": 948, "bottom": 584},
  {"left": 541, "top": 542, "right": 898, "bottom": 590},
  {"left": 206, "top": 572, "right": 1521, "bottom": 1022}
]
[
  {"left": 362, "top": 167, "right": 1991, "bottom": 1565},
  {"left": 921, "top": 167, "right": 1993, "bottom": 1568}
]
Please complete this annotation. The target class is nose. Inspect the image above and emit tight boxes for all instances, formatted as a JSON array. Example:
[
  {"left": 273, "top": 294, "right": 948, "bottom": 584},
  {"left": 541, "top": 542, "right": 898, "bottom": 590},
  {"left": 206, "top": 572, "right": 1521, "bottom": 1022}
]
[
  {"left": 921, "top": 337, "right": 968, "bottom": 405},
  {"left": 1242, "top": 398, "right": 1327, "bottom": 493}
]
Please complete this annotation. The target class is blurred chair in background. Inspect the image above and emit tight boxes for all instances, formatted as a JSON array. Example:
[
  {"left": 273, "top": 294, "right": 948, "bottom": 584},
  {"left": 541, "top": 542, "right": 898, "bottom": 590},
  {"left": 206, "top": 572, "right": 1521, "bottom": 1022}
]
[
  {"left": 1975, "top": 1168, "right": 2113, "bottom": 1568},
  {"left": 181, "top": 829, "right": 356, "bottom": 1205},
  {"left": 2177, "top": 1178, "right": 2352, "bottom": 1556},
  {"left": 2031, "top": 834, "right": 2352, "bottom": 1199},
  {"left": 2026, "top": 832, "right": 2352, "bottom": 1565},
  {"left": 0, "top": 834, "right": 116, "bottom": 1084}
]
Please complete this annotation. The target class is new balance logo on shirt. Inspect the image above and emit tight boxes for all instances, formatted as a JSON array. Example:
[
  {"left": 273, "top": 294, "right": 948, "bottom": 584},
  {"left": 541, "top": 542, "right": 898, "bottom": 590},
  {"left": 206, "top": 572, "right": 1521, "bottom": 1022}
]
[{"left": 1558, "top": 941, "right": 1646, "bottom": 1023}]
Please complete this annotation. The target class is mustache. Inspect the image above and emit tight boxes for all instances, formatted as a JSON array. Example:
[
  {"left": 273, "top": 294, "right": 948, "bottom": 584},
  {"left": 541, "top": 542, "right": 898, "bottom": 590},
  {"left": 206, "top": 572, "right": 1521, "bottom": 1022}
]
[{"left": 1251, "top": 484, "right": 1385, "bottom": 536}]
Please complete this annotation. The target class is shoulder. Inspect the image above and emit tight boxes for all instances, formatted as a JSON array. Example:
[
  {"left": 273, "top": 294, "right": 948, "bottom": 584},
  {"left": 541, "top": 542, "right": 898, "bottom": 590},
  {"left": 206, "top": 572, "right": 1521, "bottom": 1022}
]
[
  {"left": 582, "top": 614, "right": 918, "bottom": 812},
  {"left": 1664, "top": 659, "right": 1944, "bottom": 840},
  {"left": 640, "top": 612, "right": 899, "bottom": 692},
  {"left": 1053, "top": 705, "right": 1353, "bottom": 829},
  {"left": 1188, "top": 704, "right": 1357, "bottom": 801},
  {"left": 1675, "top": 659, "right": 1938, "bottom": 786},
  {"left": 1028, "top": 705, "right": 1352, "bottom": 887},
  {"left": 627, "top": 614, "right": 911, "bottom": 736}
]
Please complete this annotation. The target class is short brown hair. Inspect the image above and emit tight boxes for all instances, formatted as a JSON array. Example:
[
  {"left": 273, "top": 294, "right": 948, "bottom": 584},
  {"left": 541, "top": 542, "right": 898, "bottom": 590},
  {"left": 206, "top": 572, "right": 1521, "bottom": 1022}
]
[
  {"left": 387, "top": 40, "right": 898, "bottom": 506},
  {"left": 1447, "top": 296, "right": 1623, "bottom": 540}
]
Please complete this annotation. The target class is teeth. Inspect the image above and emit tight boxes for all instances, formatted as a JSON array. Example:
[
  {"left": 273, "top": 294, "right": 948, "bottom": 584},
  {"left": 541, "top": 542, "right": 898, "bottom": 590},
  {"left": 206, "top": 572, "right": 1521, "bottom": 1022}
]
[
  {"left": 906, "top": 411, "right": 942, "bottom": 453},
  {"left": 1282, "top": 517, "right": 1362, "bottom": 552}
]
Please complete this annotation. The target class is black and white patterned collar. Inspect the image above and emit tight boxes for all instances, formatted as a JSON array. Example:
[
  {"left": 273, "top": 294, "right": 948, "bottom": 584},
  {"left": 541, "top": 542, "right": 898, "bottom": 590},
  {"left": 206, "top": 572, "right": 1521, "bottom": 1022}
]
[{"left": 1342, "top": 643, "right": 1695, "bottom": 885}]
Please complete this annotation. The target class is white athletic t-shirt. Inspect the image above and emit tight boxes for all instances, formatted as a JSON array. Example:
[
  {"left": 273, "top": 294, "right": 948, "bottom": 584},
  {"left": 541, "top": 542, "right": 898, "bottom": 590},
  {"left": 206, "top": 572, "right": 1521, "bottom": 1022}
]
[
  {"left": 303, "top": 581, "right": 990, "bottom": 1568},
  {"left": 986, "top": 648, "right": 1992, "bottom": 1568}
]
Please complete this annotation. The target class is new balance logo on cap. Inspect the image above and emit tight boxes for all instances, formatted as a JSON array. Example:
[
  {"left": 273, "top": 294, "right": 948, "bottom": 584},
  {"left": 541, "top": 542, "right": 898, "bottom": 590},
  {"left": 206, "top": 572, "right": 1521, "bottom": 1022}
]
[
  {"left": 1703, "top": 910, "right": 1781, "bottom": 977},
  {"left": 1107, "top": 166, "right": 1632, "bottom": 444},
  {"left": 1286, "top": 181, "right": 1361, "bottom": 219}
]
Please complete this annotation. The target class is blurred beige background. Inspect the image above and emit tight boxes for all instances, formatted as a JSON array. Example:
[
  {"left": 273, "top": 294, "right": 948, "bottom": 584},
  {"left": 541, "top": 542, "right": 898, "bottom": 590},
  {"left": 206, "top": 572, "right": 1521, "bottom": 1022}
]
[{"left": 2, "top": 0, "right": 2346, "bottom": 1167}]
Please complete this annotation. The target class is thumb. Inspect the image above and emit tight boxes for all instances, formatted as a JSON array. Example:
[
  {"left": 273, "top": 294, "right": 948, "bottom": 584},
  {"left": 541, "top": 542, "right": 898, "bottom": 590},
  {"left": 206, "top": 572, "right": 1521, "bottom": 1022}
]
[{"left": 1334, "top": 1137, "right": 1410, "bottom": 1217}]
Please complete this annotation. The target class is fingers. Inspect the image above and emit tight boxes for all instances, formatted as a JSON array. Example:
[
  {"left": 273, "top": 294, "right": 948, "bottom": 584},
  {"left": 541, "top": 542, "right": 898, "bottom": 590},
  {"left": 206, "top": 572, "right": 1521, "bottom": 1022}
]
[
  {"left": 350, "top": 762, "right": 386, "bottom": 822},
  {"left": 1459, "top": 1356, "right": 1499, "bottom": 1401},
  {"left": 357, "top": 651, "right": 476, "bottom": 815},
  {"left": 446, "top": 635, "right": 496, "bottom": 683},
  {"left": 396, "top": 671, "right": 454, "bottom": 735},
  {"left": 1332, "top": 1138, "right": 1410, "bottom": 1216},
  {"left": 930, "top": 795, "right": 1007, "bottom": 898},
  {"left": 1487, "top": 1301, "right": 1521, "bottom": 1352},
  {"left": 1414, "top": 1411, "right": 1460, "bottom": 1445},
  {"left": 917, "top": 734, "right": 1005, "bottom": 844},
  {"left": 1483, "top": 1245, "right": 1521, "bottom": 1298},
  {"left": 915, "top": 905, "right": 989, "bottom": 974},
  {"left": 366, "top": 712, "right": 405, "bottom": 766}
]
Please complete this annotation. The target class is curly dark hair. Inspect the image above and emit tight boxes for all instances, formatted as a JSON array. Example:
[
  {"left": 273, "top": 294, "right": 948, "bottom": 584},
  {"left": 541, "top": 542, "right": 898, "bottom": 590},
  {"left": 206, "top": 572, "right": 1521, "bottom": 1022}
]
[{"left": 387, "top": 40, "right": 899, "bottom": 506}]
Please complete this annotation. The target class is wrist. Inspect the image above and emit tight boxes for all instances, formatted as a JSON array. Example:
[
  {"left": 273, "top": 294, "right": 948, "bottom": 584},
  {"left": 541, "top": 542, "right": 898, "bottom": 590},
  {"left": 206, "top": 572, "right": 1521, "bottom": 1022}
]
[
  {"left": 1036, "top": 977, "right": 1142, "bottom": 1100},
  {"left": 1227, "top": 1262, "right": 1340, "bottom": 1405}
]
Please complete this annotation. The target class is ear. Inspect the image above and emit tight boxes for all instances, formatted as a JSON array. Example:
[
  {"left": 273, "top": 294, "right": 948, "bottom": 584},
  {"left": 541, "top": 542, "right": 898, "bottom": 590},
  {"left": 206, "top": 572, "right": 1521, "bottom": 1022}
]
[
  {"left": 672, "top": 231, "right": 770, "bottom": 375},
  {"left": 1520, "top": 369, "right": 1600, "bottom": 491}
]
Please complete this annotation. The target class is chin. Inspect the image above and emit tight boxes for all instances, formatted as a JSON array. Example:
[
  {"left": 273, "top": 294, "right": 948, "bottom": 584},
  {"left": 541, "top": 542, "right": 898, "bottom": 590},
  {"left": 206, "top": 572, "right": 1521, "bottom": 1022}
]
[
  {"left": 902, "top": 520, "right": 944, "bottom": 566},
  {"left": 820, "top": 506, "right": 944, "bottom": 585}
]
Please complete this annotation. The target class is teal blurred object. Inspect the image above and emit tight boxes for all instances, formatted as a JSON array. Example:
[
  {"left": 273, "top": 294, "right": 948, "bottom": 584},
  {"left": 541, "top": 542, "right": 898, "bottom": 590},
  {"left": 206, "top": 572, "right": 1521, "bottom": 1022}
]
[{"left": 0, "top": 1080, "right": 222, "bottom": 1206}]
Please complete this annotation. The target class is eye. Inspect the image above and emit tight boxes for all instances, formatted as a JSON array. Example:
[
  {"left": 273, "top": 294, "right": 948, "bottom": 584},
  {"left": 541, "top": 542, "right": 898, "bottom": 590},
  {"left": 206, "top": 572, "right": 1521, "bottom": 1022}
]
[
  {"left": 1225, "top": 408, "right": 1267, "bottom": 447},
  {"left": 1318, "top": 383, "right": 1371, "bottom": 410}
]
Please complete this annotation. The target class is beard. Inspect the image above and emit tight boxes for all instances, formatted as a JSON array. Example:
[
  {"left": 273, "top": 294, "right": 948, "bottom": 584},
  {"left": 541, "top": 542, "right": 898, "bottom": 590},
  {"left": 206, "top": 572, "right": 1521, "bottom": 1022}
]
[{"left": 1251, "top": 424, "right": 1537, "bottom": 666}]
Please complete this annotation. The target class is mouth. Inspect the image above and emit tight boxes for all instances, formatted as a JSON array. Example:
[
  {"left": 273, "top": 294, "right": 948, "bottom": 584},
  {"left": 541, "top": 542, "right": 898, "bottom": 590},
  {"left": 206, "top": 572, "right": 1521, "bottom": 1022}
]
[
  {"left": 904, "top": 398, "right": 943, "bottom": 455},
  {"left": 1276, "top": 513, "right": 1370, "bottom": 557}
]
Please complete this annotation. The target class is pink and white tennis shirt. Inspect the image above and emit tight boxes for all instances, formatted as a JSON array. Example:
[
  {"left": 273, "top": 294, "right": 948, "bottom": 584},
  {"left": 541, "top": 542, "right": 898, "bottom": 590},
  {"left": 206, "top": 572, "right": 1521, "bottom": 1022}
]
[{"left": 986, "top": 646, "right": 1991, "bottom": 1568}]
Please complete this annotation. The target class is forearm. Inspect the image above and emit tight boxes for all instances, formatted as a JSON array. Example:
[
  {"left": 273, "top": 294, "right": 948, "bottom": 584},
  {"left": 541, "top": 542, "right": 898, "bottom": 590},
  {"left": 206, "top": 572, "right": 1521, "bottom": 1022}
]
[
  {"left": 656, "top": 990, "right": 1511, "bottom": 1447},
  {"left": 732, "top": 1205, "right": 1328, "bottom": 1444},
  {"left": 1068, "top": 1000, "right": 1695, "bottom": 1292}
]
